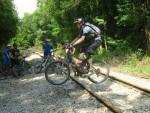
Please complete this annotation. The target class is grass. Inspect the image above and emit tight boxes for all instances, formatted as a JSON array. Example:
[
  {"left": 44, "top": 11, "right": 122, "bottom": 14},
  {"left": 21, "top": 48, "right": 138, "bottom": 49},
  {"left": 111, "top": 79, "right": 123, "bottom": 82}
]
[
  {"left": 93, "top": 49, "right": 150, "bottom": 79},
  {"left": 117, "top": 57, "right": 150, "bottom": 78}
]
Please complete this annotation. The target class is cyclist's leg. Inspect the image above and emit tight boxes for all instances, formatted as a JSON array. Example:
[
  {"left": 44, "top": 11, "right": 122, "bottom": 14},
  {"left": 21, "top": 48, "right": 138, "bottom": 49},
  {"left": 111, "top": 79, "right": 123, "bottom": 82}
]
[
  {"left": 86, "top": 40, "right": 101, "bottom": 55},
  {"left": 84, "top": 40, "right": 101, "bottom": 66}
]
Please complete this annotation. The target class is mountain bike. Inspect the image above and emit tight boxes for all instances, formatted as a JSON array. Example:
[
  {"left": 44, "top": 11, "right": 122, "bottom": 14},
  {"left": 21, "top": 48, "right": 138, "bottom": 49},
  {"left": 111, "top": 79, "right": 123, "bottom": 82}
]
[
  {"left": 12, "top": 56, "right": 31, "bottom": 77},
  {"left": 34, "top": 53, "right": 55, "bottom": 74},
  {"left": 45, "top": 45, "right": 109, "bottom": 85}
]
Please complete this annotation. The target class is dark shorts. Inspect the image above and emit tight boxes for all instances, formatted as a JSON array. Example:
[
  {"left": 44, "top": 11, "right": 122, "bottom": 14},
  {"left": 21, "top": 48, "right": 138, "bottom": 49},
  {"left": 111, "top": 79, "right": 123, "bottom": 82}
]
[{"left": 80, "top": 40, "right": 101, "bottom": 59}]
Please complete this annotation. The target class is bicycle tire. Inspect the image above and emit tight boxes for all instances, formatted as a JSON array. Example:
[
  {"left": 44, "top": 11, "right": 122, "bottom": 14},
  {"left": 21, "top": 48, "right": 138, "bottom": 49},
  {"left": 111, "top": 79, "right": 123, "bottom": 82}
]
[
  {"left": 45, "top": 61, "right": 70, "bottom": 85},
  {"left": 34, "top": 61, "right": 42, "bottom": 74},
  {"left": 88, "top": 60, "right": 109, "bottom": 84}
]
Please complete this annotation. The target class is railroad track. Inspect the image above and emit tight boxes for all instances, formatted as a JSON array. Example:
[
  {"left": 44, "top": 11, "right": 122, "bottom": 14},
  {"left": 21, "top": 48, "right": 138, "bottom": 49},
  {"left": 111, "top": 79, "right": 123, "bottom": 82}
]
[
  {"left": 70, "top": 72, "right": 150, "bottom": 113},
  {"left": 23, "top": 52, "right": 150, "bottom": 113}
]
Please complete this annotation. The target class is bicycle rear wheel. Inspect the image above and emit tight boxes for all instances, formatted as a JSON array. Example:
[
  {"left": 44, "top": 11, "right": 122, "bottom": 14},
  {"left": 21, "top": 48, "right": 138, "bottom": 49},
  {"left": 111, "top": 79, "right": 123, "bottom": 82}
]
[
  {"left": 34, "top": 61, "right": 42, "bottom": 74},
  {"left": 45, "top": 61, "right": 70, "bottom": 85},
  {"left": 88, "top": 60, "right": 109, "bottom": 84}
]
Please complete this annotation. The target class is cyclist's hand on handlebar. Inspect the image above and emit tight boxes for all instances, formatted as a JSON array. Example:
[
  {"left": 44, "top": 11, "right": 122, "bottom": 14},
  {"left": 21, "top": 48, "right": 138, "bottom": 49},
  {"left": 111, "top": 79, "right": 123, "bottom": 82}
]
[{"left": 66, "top": 43, "right": 74, "bottom": 49}]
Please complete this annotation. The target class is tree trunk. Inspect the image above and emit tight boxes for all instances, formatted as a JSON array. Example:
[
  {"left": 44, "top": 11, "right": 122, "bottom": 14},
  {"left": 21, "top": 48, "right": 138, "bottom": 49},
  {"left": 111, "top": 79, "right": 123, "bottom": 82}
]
[{"left": 145, "top": 24, "right": 150, "bottom": 55}]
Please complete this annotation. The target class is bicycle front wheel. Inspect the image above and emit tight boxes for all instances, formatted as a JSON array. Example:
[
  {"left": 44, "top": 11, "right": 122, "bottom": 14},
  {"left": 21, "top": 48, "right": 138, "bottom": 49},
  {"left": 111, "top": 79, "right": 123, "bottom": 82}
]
[
  {"left": 88, "top": 60, "right": 109, "bottom": 84},
  {"left": 45, "top": 61, "right": 70, "bottom": 85}
]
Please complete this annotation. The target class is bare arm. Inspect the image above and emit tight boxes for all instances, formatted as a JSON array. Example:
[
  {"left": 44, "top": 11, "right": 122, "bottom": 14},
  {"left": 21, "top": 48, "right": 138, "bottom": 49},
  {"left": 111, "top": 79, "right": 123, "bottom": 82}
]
[
  {"left": 72, "top": 36, "right": 85, "bottom": 46},
  {"left": 70, "top": 37, "right": 80, "bottom": 45}
]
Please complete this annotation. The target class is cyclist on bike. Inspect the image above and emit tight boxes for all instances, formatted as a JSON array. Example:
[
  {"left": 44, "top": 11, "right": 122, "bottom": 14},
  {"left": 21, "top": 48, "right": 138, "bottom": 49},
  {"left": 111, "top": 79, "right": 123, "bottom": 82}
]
[
  {"left": 42, "top": 39, "right": 53, "bottom": 59},
  {"left": 70, "top": 18, "right": 101, "bottom": 66}
]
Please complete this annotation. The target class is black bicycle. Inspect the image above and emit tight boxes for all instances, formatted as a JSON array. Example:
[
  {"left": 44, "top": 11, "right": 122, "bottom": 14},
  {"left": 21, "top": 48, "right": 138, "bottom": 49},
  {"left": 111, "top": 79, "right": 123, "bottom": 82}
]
[
  {"left": 34, "top": 53, "right": 55, "bottom": 74},
  {"left": 45, "top": 45, "right": 109, "bottom": 85},
  {"left": 12, "top": 56, "right": 31, "bottom": 77}
]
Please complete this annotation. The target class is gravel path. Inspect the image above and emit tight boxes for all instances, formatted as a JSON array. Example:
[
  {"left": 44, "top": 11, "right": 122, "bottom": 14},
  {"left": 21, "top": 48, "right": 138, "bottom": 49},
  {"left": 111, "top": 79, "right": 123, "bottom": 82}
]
[
  {"left": 72, "top": 76, "right": 150, "bottom": 113},
  {"left": 0, "top": 73, "right": 112, "bottom": 113}
]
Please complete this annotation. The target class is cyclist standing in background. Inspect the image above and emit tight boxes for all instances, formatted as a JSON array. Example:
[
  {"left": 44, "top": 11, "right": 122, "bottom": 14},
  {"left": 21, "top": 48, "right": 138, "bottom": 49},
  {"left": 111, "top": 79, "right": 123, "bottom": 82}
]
[{"left": 42, "top": 39, "right": 53, "bottom": 59}]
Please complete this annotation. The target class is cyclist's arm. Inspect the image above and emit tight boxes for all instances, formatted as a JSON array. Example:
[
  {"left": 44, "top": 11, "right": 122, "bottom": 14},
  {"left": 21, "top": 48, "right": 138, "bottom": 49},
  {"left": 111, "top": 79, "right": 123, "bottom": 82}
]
[
  {"left": 72, "top": 36, "right": 85, "bottom": 46},
  {"left": 70, "top": 37, "right": 80, "bottom": 45},
  {"left": 50, "top": 48, "right": 54, "bottom": 55}
]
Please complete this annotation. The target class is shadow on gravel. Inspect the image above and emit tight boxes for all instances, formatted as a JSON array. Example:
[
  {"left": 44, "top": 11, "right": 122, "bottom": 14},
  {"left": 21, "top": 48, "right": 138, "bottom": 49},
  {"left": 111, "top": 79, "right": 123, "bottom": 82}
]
[{"left": 0, "top": 72, "right": 107, "bottom": 113}]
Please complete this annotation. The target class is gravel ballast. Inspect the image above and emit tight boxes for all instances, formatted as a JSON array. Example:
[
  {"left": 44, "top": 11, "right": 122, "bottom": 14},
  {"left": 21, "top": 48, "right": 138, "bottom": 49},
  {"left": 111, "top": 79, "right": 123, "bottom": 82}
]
[
  {"left": 0, "top": 73, "right": 112, "bottom": 113},
  {"left": 71, "top": 75, "right": 150, "bottom": 113}
]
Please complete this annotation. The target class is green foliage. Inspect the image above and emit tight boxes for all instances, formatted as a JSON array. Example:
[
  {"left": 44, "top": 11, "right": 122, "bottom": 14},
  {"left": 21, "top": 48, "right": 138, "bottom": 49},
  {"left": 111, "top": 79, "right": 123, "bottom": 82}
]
[
  {"left": 94, "top": 17, "right": 106, "bottom": 27},
  {"left": 11, "top": 0, "right": 150, "bottom": 54},
  {"left": 119, "top": 55, "right": 150, "bottom": 77},
  {"left": 0, "top": 0, "right": 18, "bottom": 46},
  {"left": 115, "top": 0, "right": 150, "bottom": 51},
  {"left": 106, "top": 37, "right": 131, "bottom": 56}
]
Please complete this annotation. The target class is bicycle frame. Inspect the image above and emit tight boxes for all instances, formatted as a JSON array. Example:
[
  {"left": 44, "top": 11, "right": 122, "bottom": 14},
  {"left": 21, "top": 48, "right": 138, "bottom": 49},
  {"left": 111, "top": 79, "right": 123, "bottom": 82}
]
[
  {"left": 41, "top": 54, "right": 55, "bottom": 69},
  {"left": 62, "top": 47, "right": 90, "bottom": 75}
]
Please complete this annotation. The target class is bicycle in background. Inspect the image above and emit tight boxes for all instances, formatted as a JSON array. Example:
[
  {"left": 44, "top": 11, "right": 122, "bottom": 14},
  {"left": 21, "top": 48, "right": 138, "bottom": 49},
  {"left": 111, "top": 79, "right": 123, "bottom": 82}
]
[
  {"left": 33, "top": 53, "right": 55, "bottom": 74},
  {"left": 12, "top": 56, "right": 31, "bottom": 77}
]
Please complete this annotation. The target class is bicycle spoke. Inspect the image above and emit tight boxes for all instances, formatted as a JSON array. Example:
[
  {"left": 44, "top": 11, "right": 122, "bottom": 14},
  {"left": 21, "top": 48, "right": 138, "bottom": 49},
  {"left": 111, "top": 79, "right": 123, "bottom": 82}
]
[{"left": 88, "top": 60, "right": 109, "bottom": 84}]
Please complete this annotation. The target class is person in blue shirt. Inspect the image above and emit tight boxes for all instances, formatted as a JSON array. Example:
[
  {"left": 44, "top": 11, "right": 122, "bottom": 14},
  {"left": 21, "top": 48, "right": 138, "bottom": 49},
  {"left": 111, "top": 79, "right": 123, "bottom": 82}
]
[
  {"left": 42, "top": 39, "right": 53, "bottom": 59},
  {"left": 2, "top": 44, "right": 11, "bottom": 68}
]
